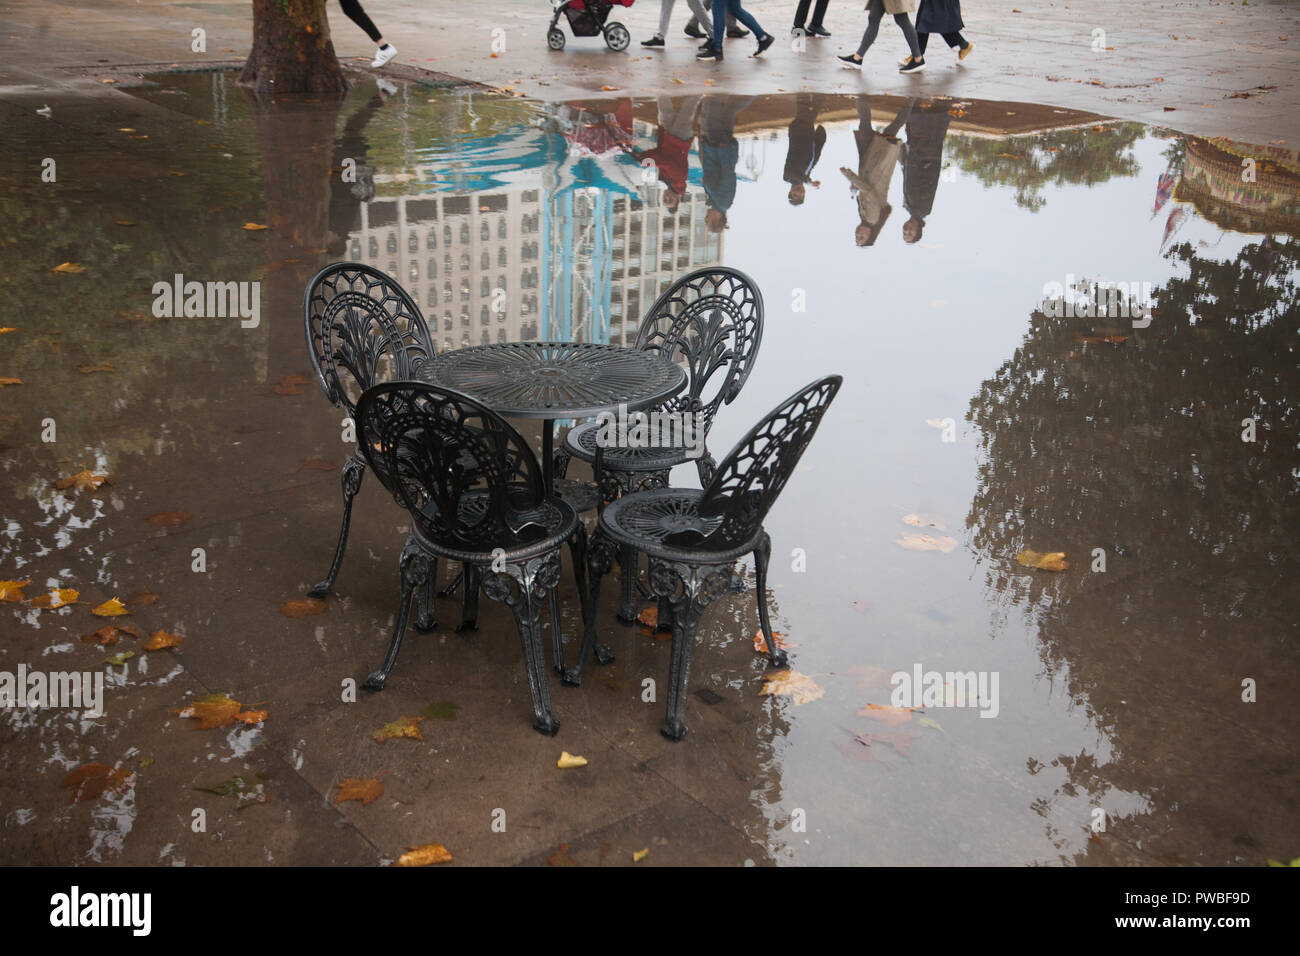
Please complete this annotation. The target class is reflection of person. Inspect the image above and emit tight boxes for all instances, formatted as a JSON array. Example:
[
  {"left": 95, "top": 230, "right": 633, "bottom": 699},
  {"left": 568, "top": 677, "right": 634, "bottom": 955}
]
[
  {"left": 634, "top": 96, "right": 702, "bottom": 215},
  {"left": 783, "top": 94, "right": 827, "bottom": 206},
  {"left": 336, "top": 0, "right": 397, "bottom": 67},
  {"left": 910, "top": 0, "right": 972, "bottom": 66},
  {"left": 328, "top": 90, "right": 387, "bottom": 257},
  {"left": 900, "top": 98, "right": 951, "bottom": 243},
  {"left": 792, "top": 0, "right": 832, "bottom": 37},
  {"left": 839, "top": 0, "right": 923, "bottom": 73},
  {"left": 699, "top": 95, "right": 753, "bottom": 231},
  {"left": 840, "top": 96, "right": 911, "bottom": 246},
  {"left": 642, "top": 0, "right": 715, "bottom": 47}
]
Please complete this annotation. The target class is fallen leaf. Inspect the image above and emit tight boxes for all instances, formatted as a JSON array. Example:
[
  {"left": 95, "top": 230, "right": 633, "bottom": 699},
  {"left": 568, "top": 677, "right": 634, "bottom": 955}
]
[
  {"left": 0, "top": 379, "right": 21, "bottom": 387},
  {"left": 125, "top": 589, "right": 160, "bottom": 607},
  {"left": 234, "top": 709, "right": 267, "bottom": 724},
  {"left": 396, "top": 843, "right": 452, "bottom": 866},
  {"left": 143, "top": 629, "right": 182, "bottom": 651},
  {"left": 30, "top": 588, "right": 79, "bottom": 609},
  {"left": 902, "top": 513, "right": 945, "bottom": 530},
  {"left": 636, "top": 605, "right": 658, "bottom": 630},
  {"left": 896, "top": 533, "right": 958, "bottom": 553},
  {"left": 241, "top": 222, "right": 269, "bottom": 231},
  {"left": 1015, "top": 549, "right": 1069, "bottom": 571},
  {"left": 0, "top": 579, "right": 32, "bottom": 602},
  {"left": 0, "top": 328, "right": 16, "bottom": 334},
  {"left": 51, "top": 261, "right": 85, "bottom": 273},
  {"left": 336, "top": 777, "right": 384, "bottom": 806},
  {"left": 547, "top": 843, "right": 578, "bottom": 867},
  {"left": 59, "top": 763, "right": 133, "bottom": 803},
  {"left": 600, "top": 85, "right": 617, "bottom": 91},
  {"left": 114, "top": 220, "right": 137, "bottom": 226},
  {"left": 103, "top": 650, "right": 135, "bottom": 667},
  {"left": 633, "top": 847, "right": 650, "bottom": 863},
  {"left": 55, "top": 470, "right": 111, "bottom": 492},
  {"left": 91, "top": 597, "right": 130, "bottom": 617},
  {"left": 280, "top": 597, "right": 326, "bottom": 618},
  {"left": 372, "top": 715, "right": 425, "bottom": 743},
  {"left": 82, "top": 624, "right": 143, "bottom": 646},
  {"left": 146, "top": 510, "right": 191, "bottom": 530},
  {"left": 175, "top": 693, "right": 243, "bottom": 730},
  {"left": 751, "top": 630, "right": 794, "bottom": 653},
  {"left": 557, "top": 751, "right": 588, "bottom": 769},
  {"left": 919, "top": 716, "right": 945, "bottom": 732},
  {"left": 74, "top": 361, "right": 115, "bottom": 374},
  {"left": 760, "top": 669, "right": 825, "bottom": 706},
  {"left": 857, "top": 702, "right": 919, "bottom": 725}
]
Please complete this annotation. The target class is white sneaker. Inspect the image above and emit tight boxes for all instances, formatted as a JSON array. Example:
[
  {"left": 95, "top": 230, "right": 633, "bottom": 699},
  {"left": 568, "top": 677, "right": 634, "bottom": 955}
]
[{"left": 371, "top": 44, "right": 397, "bottom": 68}]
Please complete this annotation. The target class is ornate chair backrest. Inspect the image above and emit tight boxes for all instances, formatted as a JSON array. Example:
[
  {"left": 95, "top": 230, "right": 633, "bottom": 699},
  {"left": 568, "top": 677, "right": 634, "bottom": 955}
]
[
  {"left": 634, "top": 267, "right": 763, "bottom": 443},
  {"left": 689, "top": 375, "right": 843, "bottom": 551},
  {"left": 303, "top": 263, "right": 435, "bottom": 424},
  {"left": 357, "top": 383, "right": 551, "bottom": 553}
]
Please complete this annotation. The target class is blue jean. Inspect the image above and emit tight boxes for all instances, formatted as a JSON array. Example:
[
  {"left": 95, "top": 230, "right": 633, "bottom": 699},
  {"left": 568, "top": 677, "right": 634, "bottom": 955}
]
[{"left": 713, "top": 0, "right": 763, "bottom": 50}]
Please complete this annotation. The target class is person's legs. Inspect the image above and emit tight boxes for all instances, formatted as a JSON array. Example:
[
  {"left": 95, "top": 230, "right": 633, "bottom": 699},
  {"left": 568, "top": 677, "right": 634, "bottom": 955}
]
[
  {"left": 856, "top": 0, "right": 885, "bottom": 57},
  {"left": 712, "top": 0, "right": 727, "bottom": 49},
  {"left": 339, "top": 0, "right": 383, "bottom": 44},
  {"left": 944, "top": 30, "right": 967, "bottom": 47},
  {"left": 893, "top": 13, "right": 922, "bottom": 58},
  {"left": 727, "top": 0, "right": 764, "bottom": 39},
  {"left": 794, "top": 0, "right": 812, "bottom": 28},
  {"left": 917, "top": 32, "right": 929, "bottom": 55},
  {"left": 684, "top": 0, "right": 714, "bottom": 35},
  {"left": 658, "top": 0, "right": 676, "bottom": 37},
  {"left": 809, "top": 0, "right": 830, "bottom": 30}
]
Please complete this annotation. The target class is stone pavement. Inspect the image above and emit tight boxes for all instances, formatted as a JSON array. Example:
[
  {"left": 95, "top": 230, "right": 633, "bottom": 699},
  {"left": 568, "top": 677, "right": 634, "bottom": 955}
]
[{"left": 0, "top": 0, "right": 1296, "bottom": 142}]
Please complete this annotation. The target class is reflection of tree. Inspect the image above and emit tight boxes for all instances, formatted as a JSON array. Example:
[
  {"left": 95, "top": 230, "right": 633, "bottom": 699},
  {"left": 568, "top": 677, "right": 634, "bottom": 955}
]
[
  {"left": 947, "top": 123, "right": 1144, "bottom": 211},
  {"left": 966, "top": 237, "right": 1299, "bottom": 863}
]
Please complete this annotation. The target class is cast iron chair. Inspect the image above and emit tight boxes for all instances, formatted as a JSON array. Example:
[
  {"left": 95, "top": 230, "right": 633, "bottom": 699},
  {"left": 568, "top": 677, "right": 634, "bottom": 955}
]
[
  {"left": 555, "top": 267, "right": 764, "bottom": 623},
  {"left": 303, "top": 263, "right": 435, "bottom": 602},
  {"left": 356, "top": 381, "right": 588, "bottom": 736},
  {"left": 566, "top": 375, "right": 843, "bottom": 741}
]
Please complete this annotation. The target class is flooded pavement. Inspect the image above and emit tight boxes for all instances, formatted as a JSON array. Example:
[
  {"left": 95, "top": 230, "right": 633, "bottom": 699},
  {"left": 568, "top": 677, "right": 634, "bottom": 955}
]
[{"left": 1, "top": 73, "right": 1297, "bottom": 867}]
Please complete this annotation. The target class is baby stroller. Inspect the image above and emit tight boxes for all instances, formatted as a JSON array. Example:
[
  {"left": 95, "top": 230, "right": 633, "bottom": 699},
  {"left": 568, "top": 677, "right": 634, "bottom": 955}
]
[{"left": 547, "top": 0, "right": 634, "bottom": 52}]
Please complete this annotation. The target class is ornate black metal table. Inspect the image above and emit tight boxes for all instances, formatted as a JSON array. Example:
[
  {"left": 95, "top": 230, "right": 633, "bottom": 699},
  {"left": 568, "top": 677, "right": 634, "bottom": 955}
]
[{"left": 419, "top": 341, "right": 687, "bottom": 496}]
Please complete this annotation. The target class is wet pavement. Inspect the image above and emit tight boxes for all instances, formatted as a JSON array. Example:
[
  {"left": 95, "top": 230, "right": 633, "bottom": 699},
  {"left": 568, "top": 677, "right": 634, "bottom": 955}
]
[{"left": 1, "top": 71, "right": 1297, "bottom": 866}]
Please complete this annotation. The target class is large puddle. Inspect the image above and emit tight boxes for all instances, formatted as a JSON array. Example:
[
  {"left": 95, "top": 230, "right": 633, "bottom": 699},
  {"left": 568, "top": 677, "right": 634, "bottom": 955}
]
[{"left": 1, "top": 72, "right": 1297, "bottom": 866}]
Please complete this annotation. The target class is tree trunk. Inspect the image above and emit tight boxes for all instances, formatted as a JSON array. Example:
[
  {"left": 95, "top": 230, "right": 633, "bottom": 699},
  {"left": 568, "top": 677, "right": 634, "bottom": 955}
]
[{"left": 240, "top": 0, "right": 348, "bottom": 95}]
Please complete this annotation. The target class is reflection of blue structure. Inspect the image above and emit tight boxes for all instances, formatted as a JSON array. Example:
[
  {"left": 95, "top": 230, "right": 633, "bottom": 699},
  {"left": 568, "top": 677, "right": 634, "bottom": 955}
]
[{"left": 410, "top": 125, "right": 552, "bottom": 193}]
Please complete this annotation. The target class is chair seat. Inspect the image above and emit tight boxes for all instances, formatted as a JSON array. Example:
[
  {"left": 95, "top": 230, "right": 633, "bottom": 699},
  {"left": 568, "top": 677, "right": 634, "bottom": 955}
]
[
  {"left": 598, "top": 488, "right": 760, "bottom": 564},
  {"left": 411, "top": 492, "right": 579, "bottom": 565},
  {"left": 563, "top": 420, "right": 693, "bottom": 473}
]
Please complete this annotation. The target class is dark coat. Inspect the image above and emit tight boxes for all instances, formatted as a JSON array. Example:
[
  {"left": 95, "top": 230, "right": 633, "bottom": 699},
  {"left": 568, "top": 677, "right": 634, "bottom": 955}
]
[
  {"left": 902, "top": 104, "right": 951, "bottom": 220},
  {"left": 783, "top": 103, "right": 828, "bottom": 186},
  {"left": 915, "top": 0, "right": 964, "bottom": 34}
]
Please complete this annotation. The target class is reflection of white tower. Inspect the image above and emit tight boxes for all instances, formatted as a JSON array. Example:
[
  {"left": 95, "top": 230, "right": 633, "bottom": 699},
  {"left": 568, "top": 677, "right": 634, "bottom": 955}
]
[{"left": 541, "top": 187, "right": 613, "bottom": 344}]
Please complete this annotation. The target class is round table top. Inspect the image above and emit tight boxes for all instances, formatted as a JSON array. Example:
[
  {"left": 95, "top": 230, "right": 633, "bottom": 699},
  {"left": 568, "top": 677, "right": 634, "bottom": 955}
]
[{"left": 420, "top": 341, "right": 686, "bottom": 419}]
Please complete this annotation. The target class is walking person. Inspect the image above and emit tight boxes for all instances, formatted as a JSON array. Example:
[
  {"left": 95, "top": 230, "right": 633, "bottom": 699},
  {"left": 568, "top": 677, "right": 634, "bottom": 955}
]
[
  {"left": 697, "top": 0, "right": 775, "bottom": 60},
  {"left": 899, "top": 97, "right": 951, "bottom": 242},
  {"left": 337, "top": 0, "right": 397, "bottom": 67},
  {"left": 838, "top": 0, "right": 924, "bottom": 73},
  {"left": 840, "top": 96, "right": 912, "bottom": 246},
  {"left": 642, "top": 0, "right": 716, "bottom": 48},
  {"left": 904, "top": 0, "right": 972, "bottom": 67},
  {"left": 792, "top": 0, "right": 832, "bottom": 38},
  {"left": 685, "top": 0, "right": 747, "bottom": 40},
  {"left": 783, "top": 93, "right": 827, "bottom": 205},
  {"left": 633, "top": 95, "right": 702, "bottom": 215},
  {"left": 698, "top": 95, "right": 754, "bottom": 230}
]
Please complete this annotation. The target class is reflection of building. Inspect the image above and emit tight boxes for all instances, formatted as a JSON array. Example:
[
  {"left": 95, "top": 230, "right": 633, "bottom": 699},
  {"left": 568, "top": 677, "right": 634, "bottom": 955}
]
[{"left": 1174, "top": 136, "right": 1300, "bottom": 236}]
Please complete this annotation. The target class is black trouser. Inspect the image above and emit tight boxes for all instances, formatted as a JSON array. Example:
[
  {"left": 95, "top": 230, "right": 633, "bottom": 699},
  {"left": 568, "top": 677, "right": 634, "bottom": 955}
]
[
  {"left": 339, "top": 0, "right": 383, "bottom": 42},
  {"left": 794, "top": 0, "right": 830, "bottom": 30},
  {"left": 917, "top": 30, "right": 966, "bottom": 54}
]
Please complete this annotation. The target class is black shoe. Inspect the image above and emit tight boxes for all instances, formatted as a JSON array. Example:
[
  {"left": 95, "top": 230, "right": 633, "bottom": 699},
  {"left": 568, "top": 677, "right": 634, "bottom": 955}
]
[
  {"left": 808, "top": 25, "right": 831, "bottom": 38},
  {"left": 698, "top": 39, "right": 716, "bottom": 53},
  {"left": 697, "top": 45, "right": 723, "bottom": 61},
  {"left": 684, "top": 23, "right": 705, "bottom": 38},
  {"left": 641, "top": 35, "right": 665, "bottom": 47},
  {"left": 754, "top": 33, "right": 775, "bottom": 56},
  {"left": 727, "top": 27, "right": 750, "bottom": 38},
  {"left": 838, "top": 53, "right": 863, "bottom": 67},
  {"left": 899, "top": 56, "right": 926, "bottom": 73}
]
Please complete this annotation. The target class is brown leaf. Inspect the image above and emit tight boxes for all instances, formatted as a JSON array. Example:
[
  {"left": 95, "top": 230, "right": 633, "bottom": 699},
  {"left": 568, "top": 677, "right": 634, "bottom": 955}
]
[
  {"left": 280, "top": 597, "right": 326, "bottom": 618},
  {"left": 0, "top": 378, "right": 21, "bottom": 387},
  {"left": 59, "top": 763, "right": 133, "bottom": 803},
  {"left": 83, "top": 624, "right": 144, "bottom": 646},
  {"left": 547, "top": 843, "right": 578, "bottom": 867},
  {"left": 74, "top": 360, "right": 115, "bottom": 374},
  {"left": 125, "top": 589, "right": 160, "bottom": 607},
  {"left": 175, "top": 693, "right": 243, "bottom": 730},
  {"left": 335, "top": 777, "right": 384, "bottom": 806},
  {"left": 234, "top": 709, "right": 267, "bottom": 724},
  {"left": 272, "top": 374, "right": 310, "bottom": 396},
  {"left": 896, "top": 533, "right": 958, "bottom": 553},
  {"left": 372, "top": 715, "right": 425, "bottom": 743},
  {"left": 1015, "top": 549, "right": 1069, "bottom": 572},
  {"left": 396, "top": 843, "right": 452, "bottom": 866},
  {"left": 30, "top": 588, "right": 78, "bottom": 609},
  {"left": 760, "top": 669, "right": 824, "bottom": 706},
  {"left": 751, "top": 630, "right": 794, "bottom": 653},
  {"left": 857, "top": 703, "right": 919, "bottom": 725},
  {"left": 50, "top": 261, "right": 86, "bottom": 273},
  {"left": 241, "top": 222, "right": 269, "bottom": 231},
  {"left": 142, "top": 629, "right": 182, "bottom": 651},
  {"left": 0, "top": 579, "right": 31, "bottom": 603},
  {"left": 54, "top": 470, "right": 111, "bottom": 492},
  {"left": 146, "top": 510, "right": 191, "bottom": 530}
]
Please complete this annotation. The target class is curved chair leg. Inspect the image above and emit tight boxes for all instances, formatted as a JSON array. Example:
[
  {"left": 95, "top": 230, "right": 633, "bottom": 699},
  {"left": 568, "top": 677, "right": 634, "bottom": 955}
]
[
  {"left": 414, "top": 561, "right": 439, "bottom": 633},
  {"left": 655, "top": 561, "right": 727, "bottom": 741},
  {"left": 310, "top": 457, "right": 365, "bottom": 598},
  {"left": 616, "top": 544, "right": 640, "bottom": 624},
  {"left": 484, "top": 555, "right": 561, "bottom": 736},
  {"left": 363, "top": 538, "right": 431, "bottom": 691},
  {"left": 753, "top": 532, "right": 787, "bottom": 667},
  {"left": 553, "top": 447, "right": 572, "bottom": 480},
  {"left": 458, "top": 564, "right": 481, "bottom": 632},
  {"left": 564, "top": 528, "right": 614, "bottom": 686},
  {"left": 437, "top": 566, "right": 464, "bottom": 598}
]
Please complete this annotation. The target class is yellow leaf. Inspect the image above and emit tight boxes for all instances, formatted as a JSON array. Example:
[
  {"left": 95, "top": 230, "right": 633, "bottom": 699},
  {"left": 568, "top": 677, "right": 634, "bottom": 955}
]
[
  {"left": 396, "top": 843, "right": 452, "bottom": 866},
  {"left": 91, "top": 597, "right": 130, "bottom": 617},
  {"left": 751, "top": 630, "right": 793, "bottom": 653},
  {"left": 30, "top": 588, "right": 79, "bottom": 609},
  {"left": 896, "top": 533, "right": 958, "bottom": 553},
  {"left": 858, "top": 702, "right": 918, "bottom": 725},
  {"left": 55, "top": 470, "right": 111, "bottom": 492},
  {"left": 633, "top": 847, "right": 649, "bottom": 863},
  {"left": 0, "top": 579, "right": 32, "bottom": 602},
  {"left": 919, "top": 716, "right": 945, "bottom": 732},
  {"left": 335, "top": 777, "right": 384, "bottom": 806},
  {"left": 114, "top": 220, "right": 137, "bottom": 226},
  {"left": 0, "top": 327, "right": 15, "bottom": 334},
  {"left": 280, "top": 597, "right": 326, "bottom": 618},
  {"left": 760, "top": 669, "right": 824, "bottom": 706},
  {"left": 234, "top": 709, "right": 268, "bottom": 724},
  {"left": 241, "top": 222, "right": 269, "bottom": 231},
  {"left": 0, "top": 378, "right": 22, "bottom": 387},
  {"left": 1015, "top": 549, "right": 1069, "bottom": 572},
  {"left": 143, "top": 629, "right": 182, "bottom": 651},
  {"left": 74, "top": 360, "right": 115, "bottom": 374},
  {"left": 556, "top": 751, "right": 588, "bottom": 768},
  {"left": 372, "top": 715, "right": 425, "bottom": 743},
  {"left": 175, "top": 693, "right": 242, "bottom": 730},
  {"left": 51, "top": 261, "right": 85, "bottom": 273}
]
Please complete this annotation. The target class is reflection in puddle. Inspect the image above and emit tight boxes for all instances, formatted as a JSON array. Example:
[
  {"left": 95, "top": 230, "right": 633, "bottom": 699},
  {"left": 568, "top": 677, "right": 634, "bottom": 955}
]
[{"left": 0, "top": 71, "right": 1295, "bottom": 865}]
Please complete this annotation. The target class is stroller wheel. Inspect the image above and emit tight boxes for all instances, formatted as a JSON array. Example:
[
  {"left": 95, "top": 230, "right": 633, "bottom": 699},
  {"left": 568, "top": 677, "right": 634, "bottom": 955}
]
[
  {"left": 604, "top": 22, "right": 630, "bottom": 52},
  {"left": 547, "top": 27, "right": 566, "bottom": 50}
]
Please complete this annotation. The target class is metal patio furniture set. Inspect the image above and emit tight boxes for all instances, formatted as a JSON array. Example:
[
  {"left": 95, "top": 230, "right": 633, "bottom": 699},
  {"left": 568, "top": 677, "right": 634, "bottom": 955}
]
[{"left": 303, "top": 262, "right": 842, "bottom": 740}]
